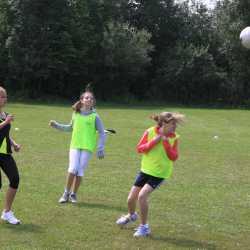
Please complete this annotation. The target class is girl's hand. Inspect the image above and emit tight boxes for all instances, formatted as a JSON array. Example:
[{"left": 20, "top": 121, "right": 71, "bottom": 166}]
[
  {"left": 13, "top": 143, "right": 21, "bottom": 152},
  {"left": 5, "top": 114, "right": 14, "bottom": 124},
  {"left": 97, "top": 150, "right": 104, "bottom": 159},
  {"left": 160, "top": 121, "right": 176, "bottom": 136},
  {"left": 153, "top": 134, "right": 162, "bottom": 143},
  {"left": 159, "top": 127, "right": 164, "bottom": 135},
  {"left": 49, "top": 120, "right": 57, "bottom": 128},
  {"left": 161, "top": 135, "right": 169, "bottom": 141},
  {"left": 158, "top": 127, "right": 168, "bottom": 139}
]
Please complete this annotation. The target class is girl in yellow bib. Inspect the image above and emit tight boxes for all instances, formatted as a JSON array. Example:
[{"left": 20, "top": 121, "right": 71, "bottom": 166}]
[
  {"left": 116, "top": 111, "right": 185, "bottom": 237},
  {"left": 49, "top": 86, "right": 106, "bottom": 203},
  {"left": 0, "top": 86, "right": 21, "bottom": 225}
]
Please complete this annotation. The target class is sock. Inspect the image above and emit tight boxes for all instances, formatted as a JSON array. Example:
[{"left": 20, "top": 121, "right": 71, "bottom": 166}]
[{"left": 64, "top": 188, "right": 70, "bottom": 194}]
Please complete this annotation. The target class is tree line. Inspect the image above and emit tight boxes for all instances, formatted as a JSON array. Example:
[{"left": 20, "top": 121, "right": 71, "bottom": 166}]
[{"left": 0, "top": 0, "right": 249, "bottom": 105}]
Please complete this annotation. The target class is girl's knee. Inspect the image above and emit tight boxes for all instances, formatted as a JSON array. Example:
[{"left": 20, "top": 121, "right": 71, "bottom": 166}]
[
  {"left": 138, "top": 190, "right": 150, "bottom": 202},
  {"left": 138, "top": 192, "right": 146, "bottom": 202},
  {"left": 9, "top": 175, "right": 20, "bottom": 189}
]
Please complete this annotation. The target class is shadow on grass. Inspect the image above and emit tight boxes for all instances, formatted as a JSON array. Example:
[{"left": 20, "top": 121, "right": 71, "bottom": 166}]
[
  {"left": 1, "top": 223, "right": 43, "bottom": 233},
  {"left": 119, "top": 227, "right": 216, "bottom": 249},
  {"left": 150, "top": 235, "right": 216, "bottom": 250},
  {"left": 76, "top": 201, "right": 126, "bottom": 213}
]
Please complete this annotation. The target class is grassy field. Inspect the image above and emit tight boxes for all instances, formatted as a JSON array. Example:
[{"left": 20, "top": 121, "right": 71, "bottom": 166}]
[{"left": 0, "top": 103, "right": 249, "bottom": 250}]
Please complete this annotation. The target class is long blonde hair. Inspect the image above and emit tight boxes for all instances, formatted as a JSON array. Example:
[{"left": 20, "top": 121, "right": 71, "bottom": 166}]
[{"left": 151, "top": 111, "right": 185, "bottom": 127}]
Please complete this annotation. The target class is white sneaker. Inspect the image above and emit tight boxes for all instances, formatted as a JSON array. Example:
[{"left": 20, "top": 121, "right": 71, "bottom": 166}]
[
  {"left": 133, "top": 224, "right": 151, "bottom": 237},
  {"left": 69, "top": 193, "right": 77, "bottom": 203},
  {"left": 58, "top": 191, "right": 69, "bottom": 203},
  {"left": 116, "top": 213, "right": 138, "bottom": 226},
  {"left": 1, "top": 210, "right": 21, "bottom": 225}
]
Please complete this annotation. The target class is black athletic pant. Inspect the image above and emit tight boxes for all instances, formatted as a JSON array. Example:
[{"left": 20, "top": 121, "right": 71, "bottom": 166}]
[{"left": 0, "top": 154, "right": 19, "bottom": 190}]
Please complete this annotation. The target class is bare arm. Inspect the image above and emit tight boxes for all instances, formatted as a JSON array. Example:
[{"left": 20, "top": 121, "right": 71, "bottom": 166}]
[
  {"left": 0, "top": 114, "right": 14, "bottom": 129},
  {"left": 10, "top": 137, "right": 21, "bottom": 152}
]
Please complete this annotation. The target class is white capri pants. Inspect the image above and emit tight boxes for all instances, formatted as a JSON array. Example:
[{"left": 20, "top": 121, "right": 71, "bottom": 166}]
[{"left": 68, "top": 149, "right": 92, "bottom": 177}]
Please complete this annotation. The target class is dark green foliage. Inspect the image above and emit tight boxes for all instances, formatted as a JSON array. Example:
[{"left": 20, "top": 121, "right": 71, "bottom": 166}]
[
  {"left": 213, "top": 0, "right": 250, "bottom": 105},
  {"left": 99, "top": 22, "right": 153, "bottom": 100},
  {"left": 152, "top": 44, "right": 224, "bottom": 104},
  {"left": 5, "top": 0, "right": 77, "bottom": 97},
  {"left": 0, "top": 0, "right": 8, "bottom": 82},
  {"left": 0, "top": 0, "right": 249, "bottom": 105}
]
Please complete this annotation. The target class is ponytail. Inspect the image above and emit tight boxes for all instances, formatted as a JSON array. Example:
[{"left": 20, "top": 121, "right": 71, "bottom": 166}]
[
  {"left": 72, "top": 83, "right": 96, "bottom": 112},
  {"left": 72, "top": 100, "right": 82, "bottom": 112}
]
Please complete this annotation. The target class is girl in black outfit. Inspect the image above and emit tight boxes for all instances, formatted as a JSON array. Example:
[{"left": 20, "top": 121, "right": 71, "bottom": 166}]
[{"left": 0, "top": 86, "right": 21, "bottom": 224}]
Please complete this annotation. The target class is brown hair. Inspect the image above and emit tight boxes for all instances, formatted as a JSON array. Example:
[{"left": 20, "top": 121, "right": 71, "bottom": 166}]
[
  {"left": 151, "top": 111, "right": 185, "bottom": 127},
  {"left": 72, "top": 84, "right": 96, "bottom": 112}
]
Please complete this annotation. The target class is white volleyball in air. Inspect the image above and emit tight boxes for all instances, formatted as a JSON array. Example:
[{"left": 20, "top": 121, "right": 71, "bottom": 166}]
[{"left": 240, "top": 27, "right": 250, "bottom": 49}]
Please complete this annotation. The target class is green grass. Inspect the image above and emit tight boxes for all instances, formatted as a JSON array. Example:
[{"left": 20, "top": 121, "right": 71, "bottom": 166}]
[{"left": 0, "top": 103, "right": 249, "bottom": 250}]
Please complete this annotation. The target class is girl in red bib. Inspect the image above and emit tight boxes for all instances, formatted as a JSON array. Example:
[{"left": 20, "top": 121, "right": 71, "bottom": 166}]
[{"left": 116, "top": 111, "right": 185, "bottom": 237}]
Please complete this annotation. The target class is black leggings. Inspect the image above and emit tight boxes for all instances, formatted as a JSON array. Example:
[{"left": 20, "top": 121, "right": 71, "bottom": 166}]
[{"left": 0, "top": 154, "right": 19, "bottom": 189}]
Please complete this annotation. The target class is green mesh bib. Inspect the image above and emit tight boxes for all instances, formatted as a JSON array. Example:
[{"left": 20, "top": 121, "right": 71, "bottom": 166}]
[
  {"left": 70, "top": 112, "right": 97, "bottom": 152},
  {"left": 141, "top": 127, "right": 179, "bottom": 179}
]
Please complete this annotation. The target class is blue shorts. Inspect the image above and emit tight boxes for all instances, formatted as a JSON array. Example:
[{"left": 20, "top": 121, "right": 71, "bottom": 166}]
[{"left": 134, "top": 171, "right": 165, "bottom": 189}]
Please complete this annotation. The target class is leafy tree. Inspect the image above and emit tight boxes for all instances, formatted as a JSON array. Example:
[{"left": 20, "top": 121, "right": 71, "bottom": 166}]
[
  {"left": 99, "top": 21, "right": 153, "bottom": 100},
  {"left": 65, "top": 0, "right": 136, "bottom": 99},
  {"left": 0, "top": 0, "right": 8, "bottom": 82},
  {"left": 152, "top": 44, "right": 224, "bottom": 103},
  {"left": 213, "top": 0, "right": 250, "bottom": 104},
  {"left": 6, "top": 0, "right": 76, "bottom": 97},
  {"left": 146, "top": 0, "right": 221, "bottom": 103},
  {"left": 0, "top": 0, "right": 249, "bottom": 105}
]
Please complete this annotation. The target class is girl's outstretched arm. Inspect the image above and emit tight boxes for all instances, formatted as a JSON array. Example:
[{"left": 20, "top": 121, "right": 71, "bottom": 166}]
[{"left": 49, "top": 120, "right": 73, "bottom": 132}]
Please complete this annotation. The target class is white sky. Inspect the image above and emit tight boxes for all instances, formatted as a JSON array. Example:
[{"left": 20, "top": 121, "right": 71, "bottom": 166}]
[
  {"left": 202, "top": 0, "right": 216, "bottom": 8},
  {"left": 177, "top": 0, "right": 216, "bottom": 8}
]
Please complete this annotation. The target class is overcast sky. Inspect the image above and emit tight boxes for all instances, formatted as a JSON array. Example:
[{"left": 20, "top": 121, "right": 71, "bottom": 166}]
[
  {"left": 177, "top": 0, "right": 216, "bottom": 8},
  {"left": 203, "top": 0, "right": 216, "bottom": 8}
]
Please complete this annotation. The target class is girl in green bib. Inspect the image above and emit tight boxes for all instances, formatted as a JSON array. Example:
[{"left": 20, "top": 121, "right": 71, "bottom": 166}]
[
  {"left": 50, "top": 86, "right": 106, "bottom": 203},
  {"left": 116, "top": 111, "right": 185, "bottom": 237},
  {"left": 0, "top": 86, "right": 21, "bottom": 225}
]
